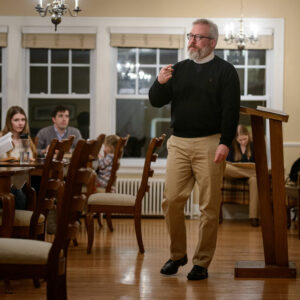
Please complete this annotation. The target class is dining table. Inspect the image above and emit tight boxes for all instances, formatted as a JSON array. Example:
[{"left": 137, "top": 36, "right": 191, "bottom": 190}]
[{"left": 0, "top": 158, "right": 46, "bottom": 176}]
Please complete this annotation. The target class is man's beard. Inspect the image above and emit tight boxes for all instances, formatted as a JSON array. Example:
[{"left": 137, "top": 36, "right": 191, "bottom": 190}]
[{"left": 188, "top": 45, "right": 212, "bottom": 62}]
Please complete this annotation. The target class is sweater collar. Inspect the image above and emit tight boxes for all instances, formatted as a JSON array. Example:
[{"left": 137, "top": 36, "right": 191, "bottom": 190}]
[{"left": 193, "top": 51, "right": 215, "bottom": 64}]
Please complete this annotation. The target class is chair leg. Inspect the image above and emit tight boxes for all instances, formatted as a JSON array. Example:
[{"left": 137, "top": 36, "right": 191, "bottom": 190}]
[
  {"left": 4, "top": 279, "right": 13, "bottom": 294},
  {"left": 286, "top": 207, "right": 291, "bottom": 229},
  {"left": 134, "top": 215, "right": 144, "bottom": 254},
  {"left": 72, "top": 238, "right": 78, "bottom": 247},
  {"left": 106, "top": 213, "right": 113, "bottom": 232},
  {"left": 33, "top": 277, "right": 41, "bottom": 288},
  {"left": 47, "top": 274, "right": 67, "bottom": 300},
  {"left": 86, "top": 213, "right": 95, "bottom": 254},
  {"left": 95, "top": 213, "right": 102, "bottom": 228}
]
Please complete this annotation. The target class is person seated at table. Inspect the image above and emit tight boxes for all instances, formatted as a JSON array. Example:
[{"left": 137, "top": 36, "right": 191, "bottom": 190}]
[
  {"left": 0, "top": 106, "right": 37, "bottom": 162},
  {"left": 95, "top": 135, "right": 119, "bottom": 190},
  {"left": 225, "top": 124, "right": 260, "bottom": 227},
  {"left": 0, "top": 106, "right": 37, "bottom": 209},
  {"left": 36, "top": 105, "right": 82, "bottom": 157}
]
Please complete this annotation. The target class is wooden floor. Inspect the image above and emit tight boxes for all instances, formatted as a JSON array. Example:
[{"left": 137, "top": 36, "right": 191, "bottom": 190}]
[{"left": 1, "top": 218, "right": 300, "bottom": 299}]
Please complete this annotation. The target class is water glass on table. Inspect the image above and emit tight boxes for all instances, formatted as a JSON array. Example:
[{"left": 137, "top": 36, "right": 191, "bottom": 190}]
[{"left": 19, "top": 138, "right": 30, "bottom": 164}]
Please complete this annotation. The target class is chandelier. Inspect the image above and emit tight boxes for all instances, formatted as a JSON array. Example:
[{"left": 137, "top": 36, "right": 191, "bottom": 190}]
[
  {"left": 35, "top": 0, "right": 82, "bottom": 31},
  {"left": 224, "top": 0, "right": 258, "bottom": 50}
]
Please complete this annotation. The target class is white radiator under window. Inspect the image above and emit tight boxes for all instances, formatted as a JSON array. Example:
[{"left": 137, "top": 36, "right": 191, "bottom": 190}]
[{"left": 116, "top": 178, "right": 193, "bottom": 217}]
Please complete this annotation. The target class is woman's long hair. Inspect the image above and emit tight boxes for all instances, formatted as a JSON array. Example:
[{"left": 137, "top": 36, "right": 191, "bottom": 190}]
[
  {"left": 1, "top": 106, "right": 37, "bottom": 158},
  {"left": 232, "top": 124, "right": 252, "bottom": 161}
]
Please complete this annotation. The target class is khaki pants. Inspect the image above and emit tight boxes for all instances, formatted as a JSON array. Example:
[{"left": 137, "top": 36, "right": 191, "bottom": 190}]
[
  {"left": 163, "top": 135, "right": 225, "bottom": 268},
  {"left": 224, "top": 164, "right": 259, "bottom": 219}
]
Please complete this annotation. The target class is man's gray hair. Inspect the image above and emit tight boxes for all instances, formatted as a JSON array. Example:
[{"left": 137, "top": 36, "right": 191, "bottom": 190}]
[{"left": 192, "top": 19, "right": 219, "bottom": 43}]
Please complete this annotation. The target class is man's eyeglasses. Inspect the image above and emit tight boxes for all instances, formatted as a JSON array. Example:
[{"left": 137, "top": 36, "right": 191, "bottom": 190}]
[{"left": 187, "top": 33, "right": 214, "bottom": 41}]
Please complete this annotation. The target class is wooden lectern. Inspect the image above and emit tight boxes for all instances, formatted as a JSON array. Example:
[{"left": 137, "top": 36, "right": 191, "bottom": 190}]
[{"left": 235, "top": 106, "right": 296, "bottom": 278}]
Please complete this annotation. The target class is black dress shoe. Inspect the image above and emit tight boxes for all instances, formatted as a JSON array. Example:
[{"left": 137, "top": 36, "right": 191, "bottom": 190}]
[
  {"left": 187, "top": 265, "right": 208, "bottom": 280},
  {"left": 160, "top": 255, "right": 188, "bottom": 275},
  {"left": 251, "top": 218, "right": 260, "bottom": 227}
]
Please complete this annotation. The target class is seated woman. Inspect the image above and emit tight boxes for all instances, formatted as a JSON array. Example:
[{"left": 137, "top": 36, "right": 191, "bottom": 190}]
[
  {"left": 225, "top": 124, "right": 259, "bottom": 227},
  {"left": 0, "top": 106, "right": 37, "bottom": 209}
]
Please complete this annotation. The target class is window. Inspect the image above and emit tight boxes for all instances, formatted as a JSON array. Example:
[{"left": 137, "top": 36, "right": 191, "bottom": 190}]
[
  {"left": 215, "top": 49, "right": 268, "bottom": 126},
  {"left": 27, "top": 48, "right": 91, "bottom": 138},
  {"left": 116, "top": 48, "right": 179, "bottom": 158}
]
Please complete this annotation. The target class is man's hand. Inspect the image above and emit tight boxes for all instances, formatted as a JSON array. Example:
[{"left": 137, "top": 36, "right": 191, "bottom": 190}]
[
  {"left": 158, "top": 64, "right": 174, "bottom": 84},
  {"left": 214, "top": 144, "right": 229, "bottom": 164}
]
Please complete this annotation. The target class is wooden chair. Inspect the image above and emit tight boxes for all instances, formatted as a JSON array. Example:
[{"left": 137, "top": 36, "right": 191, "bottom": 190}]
[
  {"left": 86, "top": 133, "right": 106, "bottom": 168},
  {"left": 89, "top": 135, "right": 129, "bottom": 228},
  {"left": 0, "top": 139, "right": 98, "bottom": 298},
  {"left": 286, "top": 172, "right": 300, "bottom": 237},
  {"left": 86, "top": 134, "right": 165, "bottom": 254},
  {"left": 71, "top": 133, "right": 105, "bottom": 247},
  {"left": 0, "top": 136, "right": 74, "bottom": 239}
]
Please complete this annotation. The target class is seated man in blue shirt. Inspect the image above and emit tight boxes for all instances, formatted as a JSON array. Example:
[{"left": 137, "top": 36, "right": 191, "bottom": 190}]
[{"left": 36, "top": 105, "right": 82, "bottom": 157}]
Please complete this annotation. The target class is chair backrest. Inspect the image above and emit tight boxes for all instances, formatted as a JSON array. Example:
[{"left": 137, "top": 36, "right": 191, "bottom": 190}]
[
  {"left": 86, "top": 133, "right": 106, "bottom": 168},
  {"left": 105, "top": 135, "right": 129, "bottom": 193},
  {"left": 135, "top": 134, "right": 166, "bottom": 208},
  {"left": 29, "top": 137, "right": 73, "bottom": 238},
  {"left": 47, "top": 139, "right": 99, "bottom": 270}
]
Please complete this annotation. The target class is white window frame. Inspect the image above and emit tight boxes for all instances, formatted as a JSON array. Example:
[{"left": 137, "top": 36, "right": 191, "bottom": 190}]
[
  {"left": 26, "top": 48, "right": 92, "bottom": 98},
  {"left": 115, "top": 47, "right": 183, "bottom": 173},
  {"left": 25, "top": 48, "right": 94, "bottom": 137}
]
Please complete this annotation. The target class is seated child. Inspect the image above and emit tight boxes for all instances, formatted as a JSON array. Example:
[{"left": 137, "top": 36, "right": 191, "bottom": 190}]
[{"left": 95, "top": 135, "right": 120, "bottom": 189}]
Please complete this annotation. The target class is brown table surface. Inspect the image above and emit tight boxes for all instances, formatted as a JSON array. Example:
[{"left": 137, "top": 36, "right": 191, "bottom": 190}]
[{"left": 0, "top": 159, "right": 45, "bottom": 168}]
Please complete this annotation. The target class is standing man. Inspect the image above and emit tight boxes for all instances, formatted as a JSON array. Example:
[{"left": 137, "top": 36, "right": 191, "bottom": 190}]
[
  {"left": 36, "top": 105, "right": 82, "bottom": 156},
  {"left": 149, "top": 19, "right": 240, "bottom": 280}
]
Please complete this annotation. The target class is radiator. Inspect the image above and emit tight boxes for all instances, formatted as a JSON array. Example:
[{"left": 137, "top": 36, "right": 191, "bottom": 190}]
[{"left": 116, "top": 178, "right": 193, "bottom": 217}]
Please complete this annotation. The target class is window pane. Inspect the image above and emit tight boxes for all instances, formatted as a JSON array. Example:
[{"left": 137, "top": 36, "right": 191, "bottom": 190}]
[
  {"left": 236, "top": 68, "right": 245, "bottom": 95},
  {"left": 227, "top": 50, "right": 245, "bottom": 65},
  {"left": 30, "top": 67, "right": 47, "bottom": 93},
  {"left": 117, "top": 65, "right": 136, "bottom": 94},
  {"left": 139, "top": 48, "right": 156, "bottom": 64},
  {"left": 116, "top": 99, "right": 171, "bottom": 158},
  {"left": 51, "top": 49, "right": 68, "bottom": 63},
  {"left": 30, "top": 49, "right": 48, "bottom": 63},
  {"left": 215, "top": 49, "right": 224, "bottom": 59},
  {"left": 248, "top": 50, "right": 266, "bottom": 65},
  {"left": 248, "top": 69, "right": 265, "bottom": 95},
  {"left": 138, "top": 67, "right": 156, "bottom": 95},
  {"left": 28, "top": 98, "right": 90, "bottom": 138},
  {"left": 0, "top": 48, "right": 2, "bottom": 62},
  {"left": 51, "top": 67, "right": 68, "bottom": 93},
  {"left": 160, "top": 49, "right": 178, "bottom": 65},
  {"left": 117, "top": 48, "right": 136, "bottom": 64},
  {"left": 72, "top": 67, "right": 90, "bottom": 93},
  {"left": 72, "top": 50, "right": 90, "bottom": 64}
]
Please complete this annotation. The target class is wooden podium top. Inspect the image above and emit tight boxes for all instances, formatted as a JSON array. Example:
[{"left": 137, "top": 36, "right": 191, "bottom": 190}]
[{"left": 240, "top": 106, "right": 289, "bottom": 122}]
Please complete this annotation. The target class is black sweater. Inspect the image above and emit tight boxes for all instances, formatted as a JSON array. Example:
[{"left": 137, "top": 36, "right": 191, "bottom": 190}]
[{"left": 148, "top": 56, "right": 240, "bottom": 147}]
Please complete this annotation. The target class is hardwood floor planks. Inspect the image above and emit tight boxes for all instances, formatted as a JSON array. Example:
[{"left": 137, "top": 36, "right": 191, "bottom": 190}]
[{"left": 1, "top": 218, "right": 300, "bottom": 299}]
